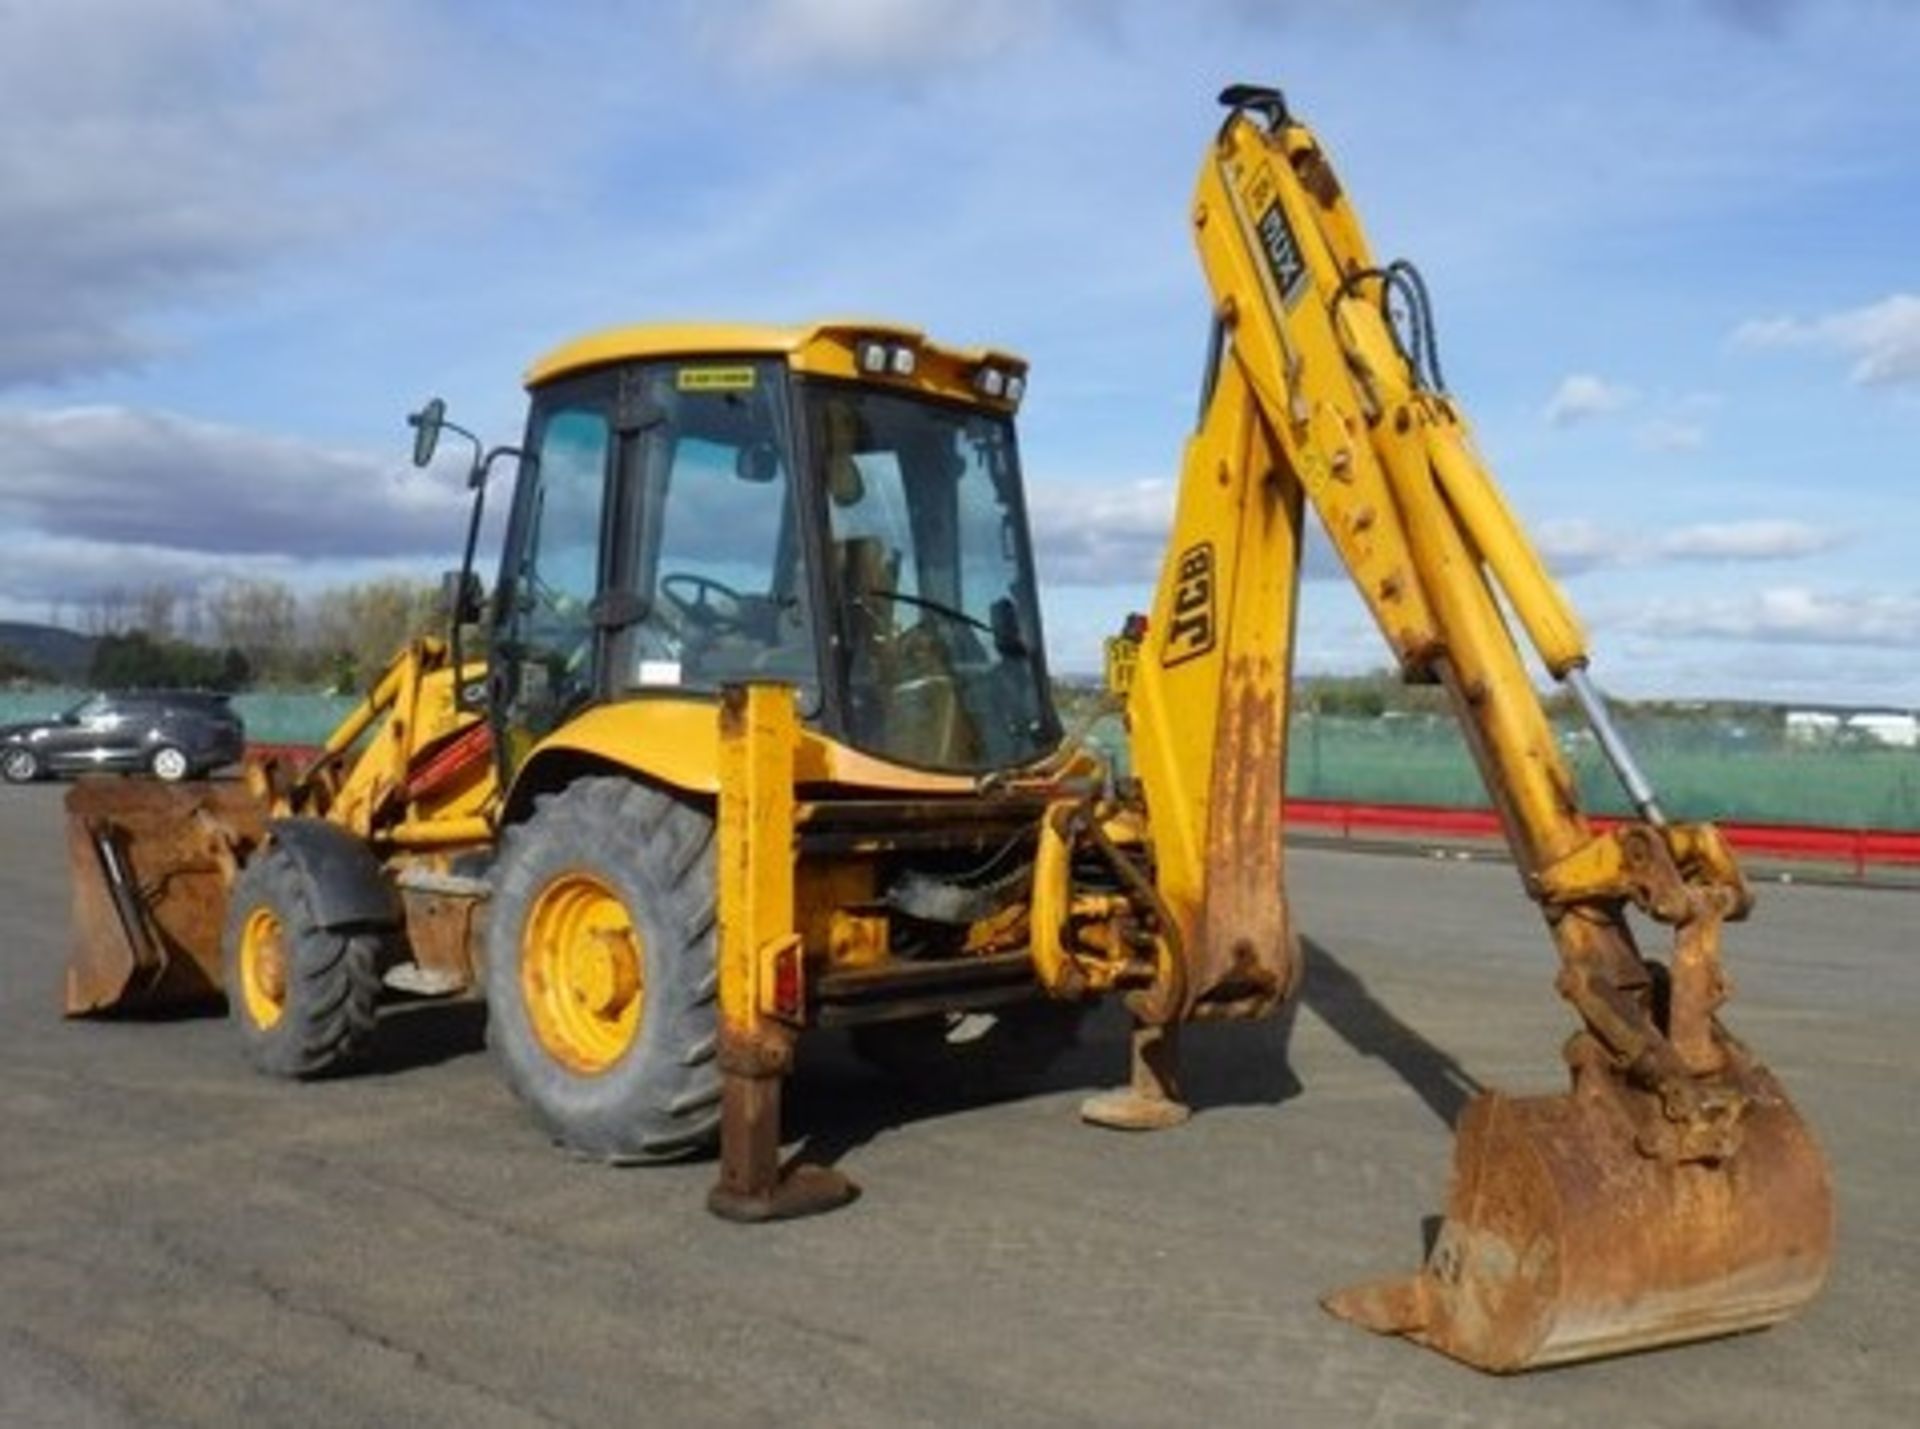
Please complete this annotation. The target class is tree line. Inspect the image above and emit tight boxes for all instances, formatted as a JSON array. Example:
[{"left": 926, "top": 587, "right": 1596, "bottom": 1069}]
[{"left": 46, "top": 578, "right": 447, "bottom": 694}]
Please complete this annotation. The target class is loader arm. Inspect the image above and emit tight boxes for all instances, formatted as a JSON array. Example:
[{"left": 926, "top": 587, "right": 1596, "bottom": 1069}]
[{"left": 1105, "top": 86, "right": 1831, "bottom": 1370}]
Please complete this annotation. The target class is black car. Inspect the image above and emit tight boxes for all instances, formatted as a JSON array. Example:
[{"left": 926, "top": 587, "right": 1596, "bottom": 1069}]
[{"left": 0, "top": 690, "right": 246, "bottom": 784}]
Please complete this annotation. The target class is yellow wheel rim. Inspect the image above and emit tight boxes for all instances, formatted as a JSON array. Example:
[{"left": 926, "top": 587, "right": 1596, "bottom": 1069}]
[
  {"left": 521, "top": 871, "right": 645, "bottom": 1075},
  {"left": 239, "top": 906, "right": 288, "bottom": 1030}
]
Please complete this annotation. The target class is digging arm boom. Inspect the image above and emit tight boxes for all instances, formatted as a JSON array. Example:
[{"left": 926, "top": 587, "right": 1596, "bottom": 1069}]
[
  {"left": 1132, "top": 86, "right": 1738, "bottom": 1097},
  {"left": 1089, "top": 86, "right": 1832, "bottom": 1369}
]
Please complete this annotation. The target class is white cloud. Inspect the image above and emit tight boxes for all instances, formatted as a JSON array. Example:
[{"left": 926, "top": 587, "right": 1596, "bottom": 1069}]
[
  {"left": 1620, "top": 586, "right": 1920, "bottom": 648},
  {"left": 1031, "top": 482, "right": 1840, "bottom": 589},
  {"left": 1732, "top": 293, "right": 1920, "bottom": 388},
  {"left": 1534, "top": 518, "right": 1619, "bottom": 573},
  {"left": 1537, "top": 517, "right": 1843, "bottom": 574},
  {"left": 0, "top": 405, "right": 473, "bottom": 611},
  {"left": 1655, "top": 520, "right": 1839, "bottom": 560},
  {"left": 1543, "top": 374, "right": 1635, "bottom": 426},
  {"left": 1027, "top": 478, "right": 1175, "bottom": 586},
  {"left": 692, "top": 0, "right": 1063, "bottom": 76},
  {"left": 1027, "top": 476, "right": 1346, "bottom": 587},
  {"left": 0, "top": 1, "right": 525, "bottom": 388},
  {"left": 0, "top": 538, "right": 440, "bottom": 623}
]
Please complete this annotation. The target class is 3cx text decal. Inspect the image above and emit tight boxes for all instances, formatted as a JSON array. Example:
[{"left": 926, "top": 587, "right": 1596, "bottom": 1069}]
[{"left": 1256, "top": 199, "right": 1309, "bottom": 309}]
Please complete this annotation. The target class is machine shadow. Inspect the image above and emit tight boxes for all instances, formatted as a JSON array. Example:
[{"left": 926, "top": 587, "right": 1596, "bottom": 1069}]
[
  {"left": 365, "top": 996, "right": 489, "bottom": 1075},
  {"left": 1296, "top": 935, "right": 1481, "bottom": 1128},
  {"left": 780, "top": 934, "right": 1481, "bottom": 1177},
  {"left": 779, "top": 1019, "right": 1110, "bottom": 1178}
]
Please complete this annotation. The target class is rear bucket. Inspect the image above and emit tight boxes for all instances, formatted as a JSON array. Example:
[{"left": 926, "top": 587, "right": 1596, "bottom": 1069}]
[
  {"left": 64, "top": 779, "right": 268, "bottom": 1016},
  {"left": 1323, "top": 1070, "right": 1833, "bottom": 1372}
]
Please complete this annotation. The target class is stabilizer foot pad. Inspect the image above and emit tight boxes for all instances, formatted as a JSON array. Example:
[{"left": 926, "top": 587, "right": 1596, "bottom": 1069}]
[
  {"left": 707, "top": 1163, "right": 860, "bottom": 1223},
  {"left": 1079, "top": 1088, "right": 1192, "bottom": 1131}
]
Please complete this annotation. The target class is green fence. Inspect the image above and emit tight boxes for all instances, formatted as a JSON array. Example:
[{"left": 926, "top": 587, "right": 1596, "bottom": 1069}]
[
  {"left": 7, "top": 687, "right": 1917, "bottom": 831},
  {"left": 1286, "top": 712, "right": 1920, "bottom": 831},
  {"left": 1087, "top": 709, "right": 1920, "bottom": 832}
]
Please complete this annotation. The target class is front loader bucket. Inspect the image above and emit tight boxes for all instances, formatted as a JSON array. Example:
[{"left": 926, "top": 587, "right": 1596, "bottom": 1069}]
[
  {"left": 1323, "top": 1067, "right": 1832, "bottom": 1372},
  {"left": 64, "top": 779, "right": 268, "bottom": 1016}
]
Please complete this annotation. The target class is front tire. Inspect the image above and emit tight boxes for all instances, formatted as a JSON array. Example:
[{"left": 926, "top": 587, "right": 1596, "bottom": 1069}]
[
  {"left": 221, "top": 844, "right": 384, "bottom": 1077},
  {"left": 1, "top": 747, "right": 39, "bottom": 784},
  {"left": 485, "top": 778, "right": 721, "bottom": 1163},
  {"left": 149, "top": 745, "right": 191, "bottom": 782}
]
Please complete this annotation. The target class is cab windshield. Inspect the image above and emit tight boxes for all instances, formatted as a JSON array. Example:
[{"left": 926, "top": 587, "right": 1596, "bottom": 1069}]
[
  {"left": 499, "top": 360, "right": 817, "bottom": 740},
  {"left": 807, "top": 383, "right": 1057, "bottom": 771}
]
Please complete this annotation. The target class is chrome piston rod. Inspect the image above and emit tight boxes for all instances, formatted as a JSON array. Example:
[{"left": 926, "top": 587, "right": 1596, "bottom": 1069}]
[{"left": 1564, "top": 666, "right": 1666, "bottom": 827}]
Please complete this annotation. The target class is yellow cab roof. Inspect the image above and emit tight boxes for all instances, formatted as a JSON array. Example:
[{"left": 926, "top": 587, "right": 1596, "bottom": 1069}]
[{"left": 524, "top": 318, "right": 1027, "bottom": 396}]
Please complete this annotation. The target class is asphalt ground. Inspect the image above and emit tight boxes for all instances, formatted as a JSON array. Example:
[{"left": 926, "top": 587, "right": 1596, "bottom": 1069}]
[{"left": 1, "top": 780, "right": 1913, "bottom": 1428}]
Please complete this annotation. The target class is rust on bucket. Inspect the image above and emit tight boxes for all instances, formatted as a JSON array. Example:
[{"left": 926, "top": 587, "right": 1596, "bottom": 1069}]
[{"left": 64, "top": 779, "right": 269, "bottom": 1015}]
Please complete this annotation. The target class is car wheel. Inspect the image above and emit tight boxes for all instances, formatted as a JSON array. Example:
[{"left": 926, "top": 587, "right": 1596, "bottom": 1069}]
[
  {"left": 149, "top": 745, "right": 191, "bottom": 782},
  {"left": 1, "top": 747, "right": 39, "bottom": 784}
]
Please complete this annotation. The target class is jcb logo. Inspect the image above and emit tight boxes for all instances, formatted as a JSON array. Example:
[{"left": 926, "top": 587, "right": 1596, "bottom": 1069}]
[{"left": 1161, "top": 543, "right": 1215, "bottom": 668}]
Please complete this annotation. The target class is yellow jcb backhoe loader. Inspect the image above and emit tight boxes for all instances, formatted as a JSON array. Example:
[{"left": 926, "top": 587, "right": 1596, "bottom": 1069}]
[{"left": 65, "top": 84, "right": 1830, "bottom": 1373}]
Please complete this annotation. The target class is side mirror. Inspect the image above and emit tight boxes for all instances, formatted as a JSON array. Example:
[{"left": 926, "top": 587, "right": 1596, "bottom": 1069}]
[
  {"left": 408, "top": 397, "right": 447, "bottom": 468},
  {"left": 441, "top": 568, "right": 485, "bottom": 626}
]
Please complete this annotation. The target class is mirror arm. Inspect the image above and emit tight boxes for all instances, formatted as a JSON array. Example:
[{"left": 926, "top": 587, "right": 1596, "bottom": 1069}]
[
  {"left": 446, "top": 447, "right": 529, "bottom": 711},
  {"left": 427, "top": 418, "right": 485, "bottom": 480},
  {"left": 448, "top": 476, "right": 487, "bottom": 712},
  {"left": 476, "top": 444, "right": 526, "bottom": 488}
]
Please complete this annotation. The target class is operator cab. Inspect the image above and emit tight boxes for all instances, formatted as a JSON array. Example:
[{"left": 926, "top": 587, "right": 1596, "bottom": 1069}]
[{"left": 493, "top": 321, "right": 1060, "bottom": 775}]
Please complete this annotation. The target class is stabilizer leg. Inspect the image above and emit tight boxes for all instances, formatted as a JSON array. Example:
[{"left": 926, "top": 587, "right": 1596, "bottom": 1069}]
[
  {"left": 706, "top": 682, "right": 857, "bottom": 1223},
  {"left": 1081, "top": 1021, "right": 1191, "bottom": 1130},
  {"left": 707, "top": 1037, "right": 857, "bottom": 1223}
]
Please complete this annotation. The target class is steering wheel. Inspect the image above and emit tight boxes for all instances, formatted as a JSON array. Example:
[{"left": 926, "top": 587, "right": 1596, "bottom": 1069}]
[{"left": 661, "top": 572, "right": 748, "bottom": 635}]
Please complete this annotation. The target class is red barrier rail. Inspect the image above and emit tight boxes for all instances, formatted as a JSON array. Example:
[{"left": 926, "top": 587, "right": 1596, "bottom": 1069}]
[{"left": 1288, "top": 798, "right": 1920, "bottom": 877}]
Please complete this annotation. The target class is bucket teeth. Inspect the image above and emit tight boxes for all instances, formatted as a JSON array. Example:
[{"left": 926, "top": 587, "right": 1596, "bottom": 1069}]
[{"left": 1319, "top": 1276, "right": 1430, "bottom": 1337}]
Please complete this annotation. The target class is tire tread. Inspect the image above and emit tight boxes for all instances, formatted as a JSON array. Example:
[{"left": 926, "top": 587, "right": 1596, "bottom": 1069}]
[
  {"left": 222, "top": 844, "right": 385, "bottom": 1078},
  {"left": 485, "top": 778, "right": 721, "bottom": 1163}
]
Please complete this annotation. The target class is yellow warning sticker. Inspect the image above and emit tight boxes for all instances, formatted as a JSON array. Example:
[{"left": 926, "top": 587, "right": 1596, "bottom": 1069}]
[{"left": 676, "top": 365, "right": 757, "bottom": 392}]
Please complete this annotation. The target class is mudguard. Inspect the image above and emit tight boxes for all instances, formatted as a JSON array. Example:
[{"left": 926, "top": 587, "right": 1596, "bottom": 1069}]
[{"left": 264, "top": 818, "right": 404, "bottom": 929}]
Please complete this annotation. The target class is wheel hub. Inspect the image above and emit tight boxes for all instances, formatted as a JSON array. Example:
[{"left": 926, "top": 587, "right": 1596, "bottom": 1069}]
[
  {"left": 239, "top": 906, "right": 289, "bottom": 1030},
  {"left": 522, "top": 872, "right": 646, "bottom": 1075},
  {"left": 576, "top": 932, "right": 641, "bottom": 1018}
]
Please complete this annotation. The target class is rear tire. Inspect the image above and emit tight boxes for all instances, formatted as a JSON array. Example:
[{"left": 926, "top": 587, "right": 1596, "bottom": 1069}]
[
  {"left": 850, "top": 1001, "right": 1086, "bottom": 1101},
  {"left": 485, "top": 778, "right": 720, "bottom": 1163},
  {"left": 221, "top": 844, "right": 384, "bottom": 1077},
  {"left": 1, "top": 748, "right": 39, "bottom": 784},
  {"left": 149, "top": 745, "right": 191, "bottom": 782}
]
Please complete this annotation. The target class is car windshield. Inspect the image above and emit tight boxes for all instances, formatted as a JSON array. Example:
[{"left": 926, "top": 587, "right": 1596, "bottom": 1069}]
[
  {"left": 62, "top": 694, "right": 108, "bottom": 722},
  {"left": 806, "top": 382, "right": 1056, "bottom": 771}
]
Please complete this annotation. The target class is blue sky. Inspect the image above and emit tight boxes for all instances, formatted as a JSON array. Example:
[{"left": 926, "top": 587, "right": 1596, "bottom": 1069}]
[{"left": 3, "top": 0, "right": 1918, "bottom": 705}]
